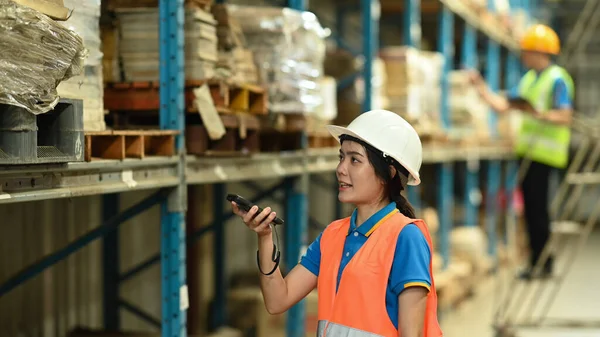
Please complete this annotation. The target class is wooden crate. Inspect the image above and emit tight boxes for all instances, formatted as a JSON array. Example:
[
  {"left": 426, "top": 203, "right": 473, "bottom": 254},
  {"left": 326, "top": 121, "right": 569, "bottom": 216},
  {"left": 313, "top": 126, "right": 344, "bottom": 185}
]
[
  {"left": 104, "top": 80, "right": 267, "bottom": 115},
  {"left": 84, "top": 130, "right": 178, "bottom": 162},
  {"left": 258, "top": 113, "right": 337, "bottom": 152},
  {"left": 186, "top": 114, "right": 260, "bottom": 156}
]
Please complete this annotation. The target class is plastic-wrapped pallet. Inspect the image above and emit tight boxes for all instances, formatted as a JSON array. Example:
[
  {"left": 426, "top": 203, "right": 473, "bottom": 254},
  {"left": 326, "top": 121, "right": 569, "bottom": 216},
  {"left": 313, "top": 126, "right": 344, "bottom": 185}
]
[
  {"left": 227, "top": 5, "right": 329, "bottom": 115},
  {"left": 114, "top": 7, "right": 218, "bottom": 81},
  {"left": 0, "top": 0, "right": 86, "bottom": 115},
  {"left": 57, "top": 0, "right": 106, "bottom": 131}
]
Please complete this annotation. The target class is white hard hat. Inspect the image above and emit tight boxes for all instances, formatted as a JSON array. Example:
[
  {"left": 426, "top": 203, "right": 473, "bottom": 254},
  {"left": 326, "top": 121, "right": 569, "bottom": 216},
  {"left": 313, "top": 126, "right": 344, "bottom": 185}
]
[{"left": 326, "top": 109, "right": 423, "bottom": 186}]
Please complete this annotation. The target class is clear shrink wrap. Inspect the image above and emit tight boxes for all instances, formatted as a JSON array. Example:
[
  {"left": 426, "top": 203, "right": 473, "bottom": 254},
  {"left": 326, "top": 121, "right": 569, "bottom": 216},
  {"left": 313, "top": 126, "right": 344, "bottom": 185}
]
[
  {"left": 227, "top": 5, "right": 329, "bottom": 114},
  {"left": 0, "top": 0, "right": 87, "bottom": 114}
]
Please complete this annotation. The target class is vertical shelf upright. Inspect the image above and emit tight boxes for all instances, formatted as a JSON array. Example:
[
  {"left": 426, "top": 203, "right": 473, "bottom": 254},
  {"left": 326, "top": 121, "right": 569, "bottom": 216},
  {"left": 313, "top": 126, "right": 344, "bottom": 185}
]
[
  {"left": 503, "top": 50, "right": 521, "bottom": 258},
  {"left": 503, "top": 0, "right": 524, "bottom": 259},
  {"left": 159, "top": 0, "right": 188, "bottom": 336},
  {"left": 405, "top": 0, "right": 423, "bottom": 213},
  {"left": 361, "top": 0, "right": 380, "bottom": 113},
  {"left": 462, "top": 22, "right": 480, "bottom": 228},
  {"left": 404, "top": 0, "right": 421, "bottom": 49},
  {"left": 484, "top": 0, "right": 501, "bottom": 263},
  {"left": 437, "top": 3, "right": 454, "bottom": 270},
  {"left": 285, "top": 1, "right": 310, "bottom": 336}
]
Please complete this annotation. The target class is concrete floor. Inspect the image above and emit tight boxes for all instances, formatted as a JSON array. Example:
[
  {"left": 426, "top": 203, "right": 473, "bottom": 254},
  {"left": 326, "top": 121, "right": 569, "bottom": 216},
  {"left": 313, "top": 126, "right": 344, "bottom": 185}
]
[{"left": 440, "top": 230, "right": 600, "bottom": 337}]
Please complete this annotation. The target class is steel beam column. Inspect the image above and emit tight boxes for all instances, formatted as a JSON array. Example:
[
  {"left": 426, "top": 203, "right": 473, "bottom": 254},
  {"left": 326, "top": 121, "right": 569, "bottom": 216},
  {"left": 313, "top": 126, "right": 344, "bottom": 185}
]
[
  {"left": 159, "top": 0, "right": 187, "bottom": 335},
  {"left": 361, "top": 0, "right": 380, "bottom": 112},
  {"left": 462, "top": 22, "right": 480, "bottom": 227},
  {"left": 437, "top": 4, "right": 454, "bottom": 269},
  {"left": 103, "top": 194, "right": 121, "bottom": 330},
  {"left": 285, "top": 189, "right": 309, "bottom": 337},
  {"left": 485, "top": 0, "right": 501, "bottom": 264},
  {"left": 504, "top": 52, "right": 521, "bottom": 254},
  {"left": 405, "top": 0, "right": 422, "bottom": 213},
  {"left": 211, "top": 183, "right": 227, "bottom": 329},
  {"left": 286, "top": 0, "right": 309, "bottom": 336},
  {"left": 404, "top": 0, "right": 421, "bottom": 48}
]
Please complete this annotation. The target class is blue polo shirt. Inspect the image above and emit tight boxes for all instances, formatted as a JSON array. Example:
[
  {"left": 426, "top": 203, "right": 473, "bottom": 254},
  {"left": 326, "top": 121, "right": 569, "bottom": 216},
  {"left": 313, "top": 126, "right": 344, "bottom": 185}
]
[
  {"left": 300, "top": 202, "right": 431, "bottom": 329},
  {"left": 507, "top": 65, "right": 573, "bottom": 110}
]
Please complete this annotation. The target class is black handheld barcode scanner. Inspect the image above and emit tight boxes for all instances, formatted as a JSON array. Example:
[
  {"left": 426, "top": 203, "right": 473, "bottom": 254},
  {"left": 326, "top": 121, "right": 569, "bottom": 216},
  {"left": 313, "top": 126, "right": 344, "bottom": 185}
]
[
  {"left": 226, "top": 194, "right": 284, "bottom": 225},
  {"left": 226, "top": 193, "right": 282, "bottom": 276}
]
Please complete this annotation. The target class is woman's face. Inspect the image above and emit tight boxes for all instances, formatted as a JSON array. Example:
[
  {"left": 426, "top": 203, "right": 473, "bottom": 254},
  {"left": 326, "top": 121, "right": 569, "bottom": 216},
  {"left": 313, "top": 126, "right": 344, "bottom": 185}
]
[{"left": 336, "top": 140, "right": 385, "bottom": 205}]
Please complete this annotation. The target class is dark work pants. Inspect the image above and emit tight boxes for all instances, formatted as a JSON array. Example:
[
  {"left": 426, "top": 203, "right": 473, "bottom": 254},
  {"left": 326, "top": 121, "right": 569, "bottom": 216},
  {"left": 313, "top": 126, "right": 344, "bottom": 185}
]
[{"left": 520, "top": 160, "right": 553, "bottom": 270}]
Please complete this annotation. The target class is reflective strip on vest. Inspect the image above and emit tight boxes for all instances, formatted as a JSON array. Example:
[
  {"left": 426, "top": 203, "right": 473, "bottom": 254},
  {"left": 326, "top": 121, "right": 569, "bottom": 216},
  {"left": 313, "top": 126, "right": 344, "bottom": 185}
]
[
  {"left": 317, "top": 320, "right": 384, "bottom": 337},
  {"left": 515, "top": 65, "right": 574, "bottom": 169}
]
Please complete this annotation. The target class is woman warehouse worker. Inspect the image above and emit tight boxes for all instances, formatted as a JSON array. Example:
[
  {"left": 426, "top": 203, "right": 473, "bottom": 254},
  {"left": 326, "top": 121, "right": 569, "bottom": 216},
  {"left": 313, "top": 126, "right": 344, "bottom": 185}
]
[{"left": 230, "top": 109, "right": 442, "bottom": 337}]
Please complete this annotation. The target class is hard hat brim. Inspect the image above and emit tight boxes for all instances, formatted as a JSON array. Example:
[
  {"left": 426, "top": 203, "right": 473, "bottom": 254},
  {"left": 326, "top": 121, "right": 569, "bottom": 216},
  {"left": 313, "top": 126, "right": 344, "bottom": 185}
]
[{"left": 326, "top": 124, "right": 421, "bottom": 186}]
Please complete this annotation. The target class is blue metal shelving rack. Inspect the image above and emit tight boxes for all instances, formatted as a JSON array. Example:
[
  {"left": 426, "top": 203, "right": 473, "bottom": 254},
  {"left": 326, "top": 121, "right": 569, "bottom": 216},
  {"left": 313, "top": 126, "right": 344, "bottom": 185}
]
[
  {"left": 0, "top": 0, "right": 531, "bottom": 335},
  {"left": 158, "top": 0, "right": 188, "bottom": 335}
]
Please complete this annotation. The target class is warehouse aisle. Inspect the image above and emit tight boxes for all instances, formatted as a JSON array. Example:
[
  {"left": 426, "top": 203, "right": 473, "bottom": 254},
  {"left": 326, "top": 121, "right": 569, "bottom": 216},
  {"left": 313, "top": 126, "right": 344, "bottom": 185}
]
[{"left": 440, "top": 230, "right": 600, "bottom": 337}]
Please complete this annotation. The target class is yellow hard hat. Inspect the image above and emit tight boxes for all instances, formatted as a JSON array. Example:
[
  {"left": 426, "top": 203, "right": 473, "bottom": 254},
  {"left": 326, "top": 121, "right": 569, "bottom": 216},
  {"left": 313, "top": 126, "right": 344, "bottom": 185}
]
[{"left": 520, "top": 24, "right": 560, "bottom": 55}]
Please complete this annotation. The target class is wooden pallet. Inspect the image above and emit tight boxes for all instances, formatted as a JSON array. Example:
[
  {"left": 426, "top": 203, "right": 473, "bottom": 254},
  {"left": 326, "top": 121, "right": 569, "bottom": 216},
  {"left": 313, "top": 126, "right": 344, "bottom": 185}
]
[
  {"left": 84, "top": 130, "right": 178, "bottom": 162},
  {"left": 257, "top": 113, "right": 337, "bottom": 152},
  {"left": 104, "top": 79, "right": 267, "bottom": 115},
  {"left": 186, "top": 114, "right": 260, "bottom": 156}
]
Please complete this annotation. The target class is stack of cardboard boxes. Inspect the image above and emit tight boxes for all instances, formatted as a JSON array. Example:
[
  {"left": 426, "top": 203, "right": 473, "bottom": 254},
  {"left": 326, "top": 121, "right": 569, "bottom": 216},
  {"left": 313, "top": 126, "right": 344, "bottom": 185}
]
[
  {"left": 114, "top": 6, "right": 218, "bottom": 82},
  {"left": 211, "top": 4, "right": 259, "bottom": 85},
  {"left": 380, "top": 46, "right": 445, "bottom": 141}
]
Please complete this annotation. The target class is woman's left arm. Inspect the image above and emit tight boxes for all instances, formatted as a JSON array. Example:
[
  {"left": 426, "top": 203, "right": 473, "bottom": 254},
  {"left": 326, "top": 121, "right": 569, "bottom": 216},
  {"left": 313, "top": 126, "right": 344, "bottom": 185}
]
[
  {"left": 391, "top": 224, "right": 434, "bottom": 337},
  {"left": 398, "top": 287, "right": 428, "bottom": 337}
]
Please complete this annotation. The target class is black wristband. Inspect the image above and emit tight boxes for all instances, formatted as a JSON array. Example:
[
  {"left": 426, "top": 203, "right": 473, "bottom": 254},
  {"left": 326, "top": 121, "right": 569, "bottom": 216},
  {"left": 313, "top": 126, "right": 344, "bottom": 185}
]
[{"left": 256, "top": 243, "right": 280, "bottom": 276}]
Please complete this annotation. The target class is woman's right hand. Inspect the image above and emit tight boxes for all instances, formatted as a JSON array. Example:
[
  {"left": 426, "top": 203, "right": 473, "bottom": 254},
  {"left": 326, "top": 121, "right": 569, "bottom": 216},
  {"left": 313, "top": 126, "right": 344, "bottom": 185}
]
[{"left": 231, "top": 202, "right": 278, "bottom": 237}]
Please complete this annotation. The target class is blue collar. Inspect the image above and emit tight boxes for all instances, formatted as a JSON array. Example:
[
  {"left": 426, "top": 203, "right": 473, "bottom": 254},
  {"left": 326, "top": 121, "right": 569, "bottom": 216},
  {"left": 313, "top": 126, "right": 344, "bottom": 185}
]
[{"left": 349, "top": 202, "right": 398, "bottom": 237}]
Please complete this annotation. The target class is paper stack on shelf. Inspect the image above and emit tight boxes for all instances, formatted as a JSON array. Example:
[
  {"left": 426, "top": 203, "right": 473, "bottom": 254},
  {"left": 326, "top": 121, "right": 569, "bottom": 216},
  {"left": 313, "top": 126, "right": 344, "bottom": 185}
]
[
  {"left": 227, "top": 5, "right": 329, "bottom": 115},
  {"left": 57, "top": 0, "right": 106, "bottom": 131},
  {"left": 0, "top": 0, "right": 86, "bottom": 115},
  {"left": 448, "top": 70, "right": 490, "bottom": 142},
  {"left": 380, "top": 46, "right": 444, "bottom": 139},
  {"left": 211, "top": 4, "right": 259, "bottom": 84},
  {"left": 114, "top": 7, "right": 218, "bottom": 82},
  {"left": 354, "top": 57, "right": 390, "bottom": 111}
]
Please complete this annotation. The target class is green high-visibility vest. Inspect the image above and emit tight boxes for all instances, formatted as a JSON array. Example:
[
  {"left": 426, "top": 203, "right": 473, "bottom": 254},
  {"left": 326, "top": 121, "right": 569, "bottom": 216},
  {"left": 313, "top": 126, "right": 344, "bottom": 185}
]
[{"left": 514, "top": 65, "right": 574, "bottom": 169}]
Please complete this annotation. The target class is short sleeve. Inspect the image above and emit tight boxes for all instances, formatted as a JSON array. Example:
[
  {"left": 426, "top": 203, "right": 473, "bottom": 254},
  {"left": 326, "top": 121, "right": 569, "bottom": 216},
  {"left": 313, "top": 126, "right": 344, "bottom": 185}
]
[
  {"left": 390, "top": 224, "right": 432, "bottom": 295},
  {"left": 506, "top": 85, "right": 521, "bottom": 100},
  {"left": 299, "top": 231, "right": 322, "bottom": 276},
  {"left": 552, "top": 78, "right": 573, "bottom": 109}
]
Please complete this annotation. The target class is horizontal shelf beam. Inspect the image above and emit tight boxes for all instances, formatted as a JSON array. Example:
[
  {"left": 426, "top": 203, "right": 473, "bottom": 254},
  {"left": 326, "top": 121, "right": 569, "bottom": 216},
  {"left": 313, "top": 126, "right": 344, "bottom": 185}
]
[
  {"left": 439, "top": 0, "right": 520, "bottom": 51},
  {"left": 0, "top": 145, "right": 515, "bottom": 204},
  {"left": 0, "top": 158, "right": 179, "bottom": 204}
]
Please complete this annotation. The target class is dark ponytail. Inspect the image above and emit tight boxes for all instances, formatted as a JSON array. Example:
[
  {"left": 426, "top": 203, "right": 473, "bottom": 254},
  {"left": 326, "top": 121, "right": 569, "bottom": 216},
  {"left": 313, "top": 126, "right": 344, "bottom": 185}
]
[
  {"left": 390, "top": 177, "right": 416, "bottom": 219},
  {"left": 339, "top": 134, "right": 417, "bottom": 218}
]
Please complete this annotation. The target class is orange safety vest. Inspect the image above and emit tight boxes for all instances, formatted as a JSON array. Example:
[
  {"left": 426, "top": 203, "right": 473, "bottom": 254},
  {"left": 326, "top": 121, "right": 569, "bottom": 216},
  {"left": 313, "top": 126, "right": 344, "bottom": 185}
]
[{"left": 316, "top": 210, "right": 442, "bottom": 337}]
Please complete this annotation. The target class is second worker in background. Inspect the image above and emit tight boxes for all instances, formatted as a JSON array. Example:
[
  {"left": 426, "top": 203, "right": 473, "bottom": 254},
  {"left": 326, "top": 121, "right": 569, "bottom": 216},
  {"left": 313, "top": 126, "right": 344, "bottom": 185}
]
[{"left": 470, "top": 24, "right": 575, "bottom": 280}]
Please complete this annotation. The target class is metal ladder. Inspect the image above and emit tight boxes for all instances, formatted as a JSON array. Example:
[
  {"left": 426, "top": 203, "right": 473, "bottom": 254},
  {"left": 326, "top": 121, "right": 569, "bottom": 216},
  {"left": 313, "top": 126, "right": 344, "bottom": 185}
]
[
  {"left": 492, "top": 116, "right": 600, "bottom": 336},
  {"left": 558, "top": 0, "right": 600, "bottom": 67}
]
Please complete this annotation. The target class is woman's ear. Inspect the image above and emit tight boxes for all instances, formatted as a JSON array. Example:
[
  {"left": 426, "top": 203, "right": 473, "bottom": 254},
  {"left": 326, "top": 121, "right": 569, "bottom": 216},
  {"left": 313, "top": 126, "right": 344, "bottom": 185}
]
[{"left": 389, "top": 165, "right": 397, "bottom": 179}]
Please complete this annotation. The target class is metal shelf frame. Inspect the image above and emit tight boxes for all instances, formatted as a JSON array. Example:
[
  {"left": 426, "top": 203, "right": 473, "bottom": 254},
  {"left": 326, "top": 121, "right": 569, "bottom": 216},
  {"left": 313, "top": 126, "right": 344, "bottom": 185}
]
[{"left": 0, "top": 0, "right": 533, "bottom": 336}]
